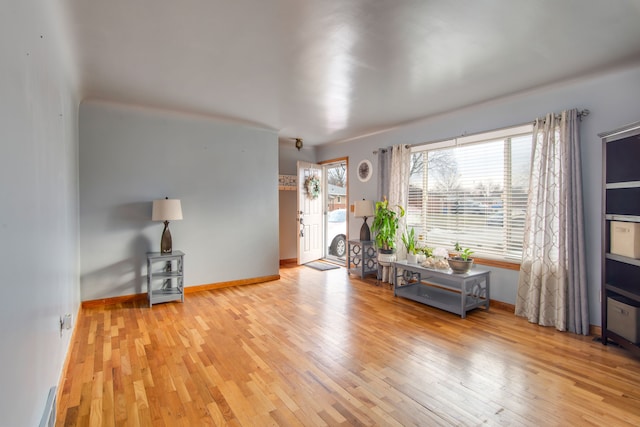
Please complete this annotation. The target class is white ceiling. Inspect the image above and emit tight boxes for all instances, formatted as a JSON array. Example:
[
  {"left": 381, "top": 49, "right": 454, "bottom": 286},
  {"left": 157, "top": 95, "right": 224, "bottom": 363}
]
[{"left": 62, "top": 0, "right": 640, "bottom": 146}]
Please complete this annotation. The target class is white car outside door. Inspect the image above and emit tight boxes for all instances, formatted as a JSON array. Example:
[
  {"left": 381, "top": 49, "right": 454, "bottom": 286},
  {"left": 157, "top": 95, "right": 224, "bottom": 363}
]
[{"left": 327, "top": 208, "right": 346, "bottom": 258}]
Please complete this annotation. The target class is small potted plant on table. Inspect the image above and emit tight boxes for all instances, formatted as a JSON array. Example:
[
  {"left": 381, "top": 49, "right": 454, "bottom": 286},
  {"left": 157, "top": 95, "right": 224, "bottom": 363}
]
[
  {"left": 417, "top": 246, "right": 432, "bottom": 264},
  {"left": 448, "top": 243, "right": 474, "bottom": 274},
  {"left": 402, "top": 227, "right": 419, "bottom": 263}
]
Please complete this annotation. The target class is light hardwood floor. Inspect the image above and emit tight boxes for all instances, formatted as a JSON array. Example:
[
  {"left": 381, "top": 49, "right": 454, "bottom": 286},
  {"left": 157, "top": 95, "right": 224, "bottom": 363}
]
[{"left": 57, "top": 265, "right": 640, "bottom": 426}]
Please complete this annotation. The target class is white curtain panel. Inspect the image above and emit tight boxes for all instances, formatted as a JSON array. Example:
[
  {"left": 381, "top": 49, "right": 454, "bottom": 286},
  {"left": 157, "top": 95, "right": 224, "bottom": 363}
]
[
  {"left": 515, "top": 109, "right": 589, "bottom": 334},
  {"left": 388, "top": 144, "right": 411, "bottom": 260}
]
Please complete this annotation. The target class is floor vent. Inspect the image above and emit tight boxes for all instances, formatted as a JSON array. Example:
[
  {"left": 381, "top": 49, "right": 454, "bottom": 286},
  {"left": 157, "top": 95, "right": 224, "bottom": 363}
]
[{"left": 39, "top": 386, "right": 56, "bottom": 427}]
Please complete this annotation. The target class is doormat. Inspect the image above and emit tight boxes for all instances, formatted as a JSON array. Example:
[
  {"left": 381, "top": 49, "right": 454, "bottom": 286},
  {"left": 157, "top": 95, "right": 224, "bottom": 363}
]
[{"left": 305, "top": 261, "right": 340, "bottom": 271}]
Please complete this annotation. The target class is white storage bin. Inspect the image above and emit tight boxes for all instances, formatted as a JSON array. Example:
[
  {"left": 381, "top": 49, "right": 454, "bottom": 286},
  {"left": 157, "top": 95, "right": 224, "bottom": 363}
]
[
  {"left": 610, "top": 221, "right": 640, "bottom": 259},
  {"left": 607, "top": 296, "right": 640, "bottom": 344}
]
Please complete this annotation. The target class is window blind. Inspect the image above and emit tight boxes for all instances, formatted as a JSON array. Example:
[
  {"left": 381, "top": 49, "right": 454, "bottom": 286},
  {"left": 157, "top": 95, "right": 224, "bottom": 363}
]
[{"left": 407, "top": 125, "right": 533, "bottom": 261}]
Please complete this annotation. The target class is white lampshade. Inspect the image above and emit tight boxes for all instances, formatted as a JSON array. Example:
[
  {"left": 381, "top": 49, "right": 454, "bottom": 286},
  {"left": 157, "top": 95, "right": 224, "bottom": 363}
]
[
  {"left": 152, "top": 199, "right": 183, "bottom": 221},
  {"left": 354, "top": 200, "right": 374, "bottom": 218}
]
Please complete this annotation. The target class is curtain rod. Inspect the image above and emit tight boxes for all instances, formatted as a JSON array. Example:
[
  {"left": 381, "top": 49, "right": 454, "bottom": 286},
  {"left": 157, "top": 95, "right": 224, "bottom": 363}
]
[
  {"left": 537, "top": 108, "right": 590, "bottom": 124},
  {"left": 372, "top": 109, "right": 590, "bottom": 154},
  {"left": 373, "top": 145, "right": 409, "bottom": 155}
]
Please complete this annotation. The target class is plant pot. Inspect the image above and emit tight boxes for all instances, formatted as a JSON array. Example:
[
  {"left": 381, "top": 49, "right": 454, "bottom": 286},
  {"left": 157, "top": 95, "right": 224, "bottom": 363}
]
[
  {"left": 379, "top": 248, "right": 395, "bottom": 254},
  {"left": 447, "top": 257, "right": 473, "bottom": 274},
  {"left": 407, "top": 253, "right": 418, "bottom": 264}
]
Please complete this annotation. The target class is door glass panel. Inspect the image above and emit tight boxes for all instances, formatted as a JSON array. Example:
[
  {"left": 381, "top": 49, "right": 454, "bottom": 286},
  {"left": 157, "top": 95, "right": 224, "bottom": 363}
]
[{"left": 325, "top": 162, "right": 347, "bottom": 263}]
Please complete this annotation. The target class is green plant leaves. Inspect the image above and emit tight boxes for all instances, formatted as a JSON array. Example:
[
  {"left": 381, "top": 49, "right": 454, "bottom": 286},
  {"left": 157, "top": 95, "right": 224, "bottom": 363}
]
[{"left": 371, "top": 198, "right": 405, "bottom": 250}]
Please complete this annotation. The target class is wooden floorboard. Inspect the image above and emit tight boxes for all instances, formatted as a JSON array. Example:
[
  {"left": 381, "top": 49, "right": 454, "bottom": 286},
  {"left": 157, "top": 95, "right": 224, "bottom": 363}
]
[{"left": 57, "top": 265, "right": 640, "bottom": 426}]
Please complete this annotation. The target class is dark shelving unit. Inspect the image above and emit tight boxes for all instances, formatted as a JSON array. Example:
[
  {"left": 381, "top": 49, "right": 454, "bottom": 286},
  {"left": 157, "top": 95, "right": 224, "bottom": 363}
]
[{"left": 600, "top": 121, "right": 640, "bottom": 357}]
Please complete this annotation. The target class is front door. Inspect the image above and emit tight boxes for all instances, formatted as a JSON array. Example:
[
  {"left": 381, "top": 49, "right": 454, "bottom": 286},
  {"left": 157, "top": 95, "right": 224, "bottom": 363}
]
[{"left": 297, "top": 161, "right": 324, "bottom": 264}]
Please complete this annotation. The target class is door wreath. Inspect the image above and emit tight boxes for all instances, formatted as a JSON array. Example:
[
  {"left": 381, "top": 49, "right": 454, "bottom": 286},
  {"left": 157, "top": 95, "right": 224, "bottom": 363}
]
[{"left": 304, "top": 175, "right": 321, "bottom": 199}]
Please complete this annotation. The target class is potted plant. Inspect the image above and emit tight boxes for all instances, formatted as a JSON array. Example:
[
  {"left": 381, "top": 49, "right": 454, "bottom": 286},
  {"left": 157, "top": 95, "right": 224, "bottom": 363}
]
[
  {"left": 401, "top": 227, "right": 418, "bottom": 263},
  {"left": 417, "top": 246, "right": 432, "bottom": 264},
  {"left": 450, "top": 241, "right": 463, "bottom": 258},
  {"left": 448, "top": 244, "right": 474, "bottom": 274},
  {"left": 371, "top": 197, "right": 405, "bottom": 254}
]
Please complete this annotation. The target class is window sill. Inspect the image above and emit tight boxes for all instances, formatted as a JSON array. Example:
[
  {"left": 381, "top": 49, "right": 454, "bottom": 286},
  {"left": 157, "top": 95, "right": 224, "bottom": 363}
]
[{"left": 473, "top": 257, "right": 520, "bottom": 271}]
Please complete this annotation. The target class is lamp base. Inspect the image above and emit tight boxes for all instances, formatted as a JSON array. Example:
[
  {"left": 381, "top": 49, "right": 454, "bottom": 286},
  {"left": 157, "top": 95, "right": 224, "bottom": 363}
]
[
  {"left": 160, "top": 221, "right": 173, "bottom": 254},
  {"left": 360, "top": 217, "right": 371, "bottom": 241}
]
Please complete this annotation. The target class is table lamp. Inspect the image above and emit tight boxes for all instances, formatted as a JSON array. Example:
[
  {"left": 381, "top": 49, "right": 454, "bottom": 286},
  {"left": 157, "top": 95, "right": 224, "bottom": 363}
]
[
  {"left": 354, "top": 199, "right": 374, "bottom": 241},
  {"left": 152, "top": 197, "right": 183, "bottom": 254}
]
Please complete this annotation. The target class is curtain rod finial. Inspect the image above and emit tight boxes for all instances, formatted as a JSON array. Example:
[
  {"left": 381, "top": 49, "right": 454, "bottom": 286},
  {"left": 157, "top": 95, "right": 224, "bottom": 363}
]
[{"left": 579, "top": 109, "right": 590, "bottom": 120}]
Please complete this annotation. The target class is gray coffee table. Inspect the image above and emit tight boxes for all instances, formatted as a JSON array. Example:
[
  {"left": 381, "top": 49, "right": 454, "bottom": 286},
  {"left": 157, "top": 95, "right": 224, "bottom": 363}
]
[{"left": 391, "top": 260, "right": 490, "bottom": 318}]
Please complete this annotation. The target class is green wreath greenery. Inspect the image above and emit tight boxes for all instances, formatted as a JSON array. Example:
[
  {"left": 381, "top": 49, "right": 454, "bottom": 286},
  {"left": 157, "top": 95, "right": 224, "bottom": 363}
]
[{"left": 304, "top": 175, "right": 321, "bottom": 199}]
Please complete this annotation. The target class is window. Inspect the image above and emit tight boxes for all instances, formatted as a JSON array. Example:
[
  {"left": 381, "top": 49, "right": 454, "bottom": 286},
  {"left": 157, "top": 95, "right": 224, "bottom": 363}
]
[{"left": 407, "top": 124, "right": 533, "bottom": 261}]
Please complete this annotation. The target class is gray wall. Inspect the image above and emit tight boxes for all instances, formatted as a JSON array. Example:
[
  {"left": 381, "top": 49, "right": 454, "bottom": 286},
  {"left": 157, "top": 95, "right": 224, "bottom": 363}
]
[
  {"left": 0, "top": 1, "right": 81, "bottom": 425},
  {"left": 79, "top": 101, "right": 279, "bottom": 301},
  {"left": 317, "top": 62, "right": 640, "bottom": 325}
]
